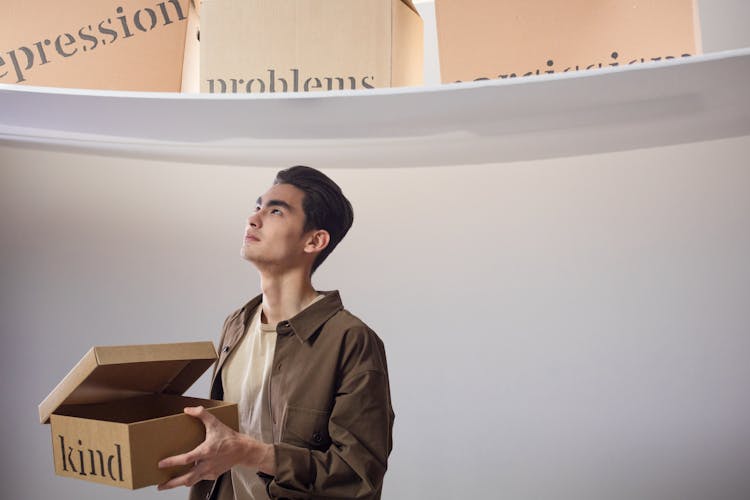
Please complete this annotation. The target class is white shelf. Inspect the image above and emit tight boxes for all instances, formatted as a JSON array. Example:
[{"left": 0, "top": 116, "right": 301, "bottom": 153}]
[{"left": 1, "top": 47, "right": 749, "bottom": 168}]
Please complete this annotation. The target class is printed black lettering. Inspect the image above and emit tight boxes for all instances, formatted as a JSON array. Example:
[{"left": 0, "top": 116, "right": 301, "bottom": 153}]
[
  {"left": 245, "top": 78, "right": 265, "bottom": 93},
  {"left": 207, "top": 78, "right": 226, "bottom": 93},
  {"left": 54, "top": 33, "right": 78, "bottom": 58},
  {"left": 33, "top": 41, "right": 51, "bottom": 65},
  {"left": 88, "top": 450, "right": 97, "bottom": 476},
  {"left": 156, "top": 1, "right": 174, "bottom": 25},
  {"left": 116, "top": 444, "right": 124, "bottom": 481},
  {"left": 116, "top": 6, "right": 135, "bottom": 38},
  {"left": 98, "top": 19, "right": 118, "bottom": 45},
  {"left": 58, "top": 435, "right": 68, "bottom": 472},
  {"left": 291, "top": 68, "right": 300, "bottom": 92},
  {"left": 107, "top": 454, "right": 116, "bottom": 480},
  {"left": 210, "top": 71, "right": 378, "bottom": 94},
  {"left": 7, "top": 47, "right": 34, "bottom": 83},
  {"left": 323, "top": 76, "right": 355, "bottom": 91},
  {"left": 66, "top": 444, "right": 77, "bottom": 473},
  {"left": 78, "top": 25, "right": 99, "bottom": 52},
  {"left": 609, "top": 52, "right": 619, "bottom": 68},
  {"left": 0, "top": 55, "right": 7, "bottom": 80},
  {"left": 361, "top": 76, "right": 375, "bottom": 89},
  {"left": 97, "top": 449, "right": 107, "bottom": 477},
  {"left": 89, "top": 449, "right": 105, "bottom": 477},
  {"left": 166, "top": 0, "right": 187, "bottom": 22},
  {"left": 303, "top": 77, "right": 321, "bottom": 91},
  {"left": 77, "top": 440, "right": 86, "bottom": 476},
  {"left": 134, "top": 8, "right": 158, "bottom": 32},
  {"left": 268, "top": 69, "right": 288, "bottom": 92}
]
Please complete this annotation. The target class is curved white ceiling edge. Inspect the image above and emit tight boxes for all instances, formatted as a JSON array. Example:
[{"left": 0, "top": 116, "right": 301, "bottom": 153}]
[{"left": 1, "top": 47, "right": 749, "bottom": 168}]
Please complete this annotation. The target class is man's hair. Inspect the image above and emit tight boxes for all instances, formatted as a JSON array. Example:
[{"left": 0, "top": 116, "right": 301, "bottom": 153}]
[{"left": 274, "top": 165, "right": 354, "bottom": 274}]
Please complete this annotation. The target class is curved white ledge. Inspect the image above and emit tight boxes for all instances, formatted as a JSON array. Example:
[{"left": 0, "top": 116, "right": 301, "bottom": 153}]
[{"left": 1, "top": 47, "right": 749, "bottom": 167}]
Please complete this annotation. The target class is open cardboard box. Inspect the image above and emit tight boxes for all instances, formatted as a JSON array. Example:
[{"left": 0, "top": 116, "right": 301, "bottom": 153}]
[
  {"left": 199, "top": 0, "right": 423, "bottom": 93},
  {"left": 38, "top": 342, "right": 238, "bottom": 489},
  {"left": 434, "top": 0, "right": 702, "bottom": 83}
]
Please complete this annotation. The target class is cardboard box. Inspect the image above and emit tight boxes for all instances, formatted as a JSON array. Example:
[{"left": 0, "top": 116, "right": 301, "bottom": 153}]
[
  {"left": 39, "top": 342, "right": 238, "bottom": 489},
  {"left": 200, "top": 0, "right": 424, "bottom": 93},
  {"left": 1, "top": 0, "right": 191, "bottom": 91},
  {"left": 434, "top": 0, "right": 702, "bottom": 83},
  {"left": 180, "top": 0, "right": 201, "bottom": 92}
]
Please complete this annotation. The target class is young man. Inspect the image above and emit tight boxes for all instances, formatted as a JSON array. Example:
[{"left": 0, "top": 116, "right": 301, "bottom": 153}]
[{"left": 157, "top": 166, "right": 394, "bottom": 500}]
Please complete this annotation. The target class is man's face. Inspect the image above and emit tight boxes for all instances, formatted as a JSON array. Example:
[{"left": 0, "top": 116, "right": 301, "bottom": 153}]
[{"left": 241, "top": 183, "right": 314, "bottom": 271}]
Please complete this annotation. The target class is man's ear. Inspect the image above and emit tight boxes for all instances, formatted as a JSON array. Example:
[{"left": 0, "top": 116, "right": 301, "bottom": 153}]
[{"left": 303, "top": 229, "right": 330, "bottom": 255}]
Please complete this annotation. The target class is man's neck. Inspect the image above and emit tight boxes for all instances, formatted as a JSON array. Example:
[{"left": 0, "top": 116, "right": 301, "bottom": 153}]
[{"left": 258, "top": 268, "right": 318, "bottom": 326}]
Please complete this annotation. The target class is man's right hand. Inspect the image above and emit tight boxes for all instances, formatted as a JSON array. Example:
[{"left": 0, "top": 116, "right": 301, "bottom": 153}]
[{"left": 156, "top": 406, "right": 275, "bottom": 491}]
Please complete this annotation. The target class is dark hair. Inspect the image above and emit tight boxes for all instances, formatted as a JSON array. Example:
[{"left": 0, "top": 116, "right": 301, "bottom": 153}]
[{"left": 274, "top": 165, "right": 354, "bottom": 274}]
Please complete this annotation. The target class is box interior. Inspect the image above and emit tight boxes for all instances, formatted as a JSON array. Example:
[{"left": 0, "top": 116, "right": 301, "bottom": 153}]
[{"left": 54, "top": 394, "right": 227, "bottom": 424}]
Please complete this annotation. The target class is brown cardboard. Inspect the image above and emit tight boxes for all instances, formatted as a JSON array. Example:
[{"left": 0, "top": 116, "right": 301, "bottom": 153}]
[
  {"left": 434, "top": 0, "right": 702, "bottom": 83},
  {"left": 39, "top": 342, "right": 239, "bottom": 489},
  {"left": 1, "top": 0, "right": 191, "bottom": 91},
  {"left": 200, "top": 0, "right": 423, "bottom": 93}
]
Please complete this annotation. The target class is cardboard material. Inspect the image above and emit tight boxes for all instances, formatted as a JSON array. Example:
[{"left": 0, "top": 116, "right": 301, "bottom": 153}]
[
  {"left": 200, "top": 0, "right": 424, "bottom": 93},
  {"left": 180, "top": 0, "right": 201, "bottom": 93},
  {"left": 39, "top": 342, "right": 239, "bottom": 489},
  {"left": 434, "top": 0, "right": 702, "bottom": 83},
  {"left": 1, "top": 0, "right": 191, "bottom": 91}
]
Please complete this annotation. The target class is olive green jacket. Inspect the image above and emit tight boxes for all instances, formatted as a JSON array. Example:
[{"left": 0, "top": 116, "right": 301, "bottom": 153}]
[{"left": 189, "top": 290, "right": 394, "bottom": 500}]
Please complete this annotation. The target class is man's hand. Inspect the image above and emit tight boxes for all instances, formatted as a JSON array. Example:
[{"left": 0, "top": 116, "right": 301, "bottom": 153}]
[{"left": 156, "top": 406, "right": 276, "bottom": 491}]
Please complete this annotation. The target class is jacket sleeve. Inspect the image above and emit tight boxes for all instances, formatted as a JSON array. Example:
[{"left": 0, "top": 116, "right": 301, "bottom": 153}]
[{"left": 267, "top": 328, "right": 395, "bottom": 499}]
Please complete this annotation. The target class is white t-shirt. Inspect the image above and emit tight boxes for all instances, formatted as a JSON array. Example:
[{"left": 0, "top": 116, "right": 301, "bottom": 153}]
[{"left": 221, "top": 294, "right": 325, "bottom": 500}]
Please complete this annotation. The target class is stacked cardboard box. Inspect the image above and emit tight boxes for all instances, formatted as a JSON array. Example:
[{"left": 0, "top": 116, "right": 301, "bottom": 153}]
[
  {"left": 1, "top": 0, "right": 193, "bottom": 91},
  {"left": 434, "top": 0, "right": 702, "bottom": 83},
  {"left": 200, "top": 0, "right": 424, "bottom": 93}
]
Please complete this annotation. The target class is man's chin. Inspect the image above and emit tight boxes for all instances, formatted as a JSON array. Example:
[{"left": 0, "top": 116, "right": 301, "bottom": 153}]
[{"left": 240, "top": 248, "right": 255, "bottom": 262}]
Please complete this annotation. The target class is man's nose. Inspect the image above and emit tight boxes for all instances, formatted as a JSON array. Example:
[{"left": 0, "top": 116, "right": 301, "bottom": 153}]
[{"left": 248, "top": 211, "right": 261, "bottom": 227}]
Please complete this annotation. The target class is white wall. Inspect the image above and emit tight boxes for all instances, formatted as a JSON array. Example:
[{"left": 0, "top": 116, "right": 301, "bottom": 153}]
[{"left": 2, "top": 134, "right": 750, "bottom": 500}]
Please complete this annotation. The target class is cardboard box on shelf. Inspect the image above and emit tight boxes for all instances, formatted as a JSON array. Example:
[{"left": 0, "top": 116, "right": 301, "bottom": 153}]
[
  {"left": 39, "top": 342, "right": 238, "bottom": 490},
  {"left": 434, "top": 0, "right": 702, "bottom": 83},
  {"left": 200, "top": 0, "right": 423, "bottom": 94},
  {"left": 1, "top": 0, "right": 192, "bottom": 91}
]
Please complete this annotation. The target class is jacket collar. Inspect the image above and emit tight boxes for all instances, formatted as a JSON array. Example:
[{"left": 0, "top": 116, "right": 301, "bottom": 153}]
[{"left": 239, "top": 289, "right": 344, "bottom": 343}]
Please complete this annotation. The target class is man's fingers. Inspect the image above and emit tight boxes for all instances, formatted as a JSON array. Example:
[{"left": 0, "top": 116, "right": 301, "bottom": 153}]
[
  {"left": 184, "top": 405, "right": 220, "bottom": 428},
  {"left": 158, "top": 447, "right": 200, "bottom": 469},
  {"left": 157, "top": 468, "right": 201, "bottom": 491}
]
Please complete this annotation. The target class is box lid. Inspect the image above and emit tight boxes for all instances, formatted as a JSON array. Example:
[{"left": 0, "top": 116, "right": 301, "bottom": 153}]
[{"left": 38, "top": 342, "right": 217, "bottom": 424}]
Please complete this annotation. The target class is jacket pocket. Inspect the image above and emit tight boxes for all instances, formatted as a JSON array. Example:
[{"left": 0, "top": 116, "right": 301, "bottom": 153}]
[{"left": 280, "top": 406, "right": 331, "bottom": 450}]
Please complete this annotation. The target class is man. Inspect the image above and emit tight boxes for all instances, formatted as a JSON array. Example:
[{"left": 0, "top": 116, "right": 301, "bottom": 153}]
[{"left": 157, "top": 166, "right": 394, "bottom": 500}]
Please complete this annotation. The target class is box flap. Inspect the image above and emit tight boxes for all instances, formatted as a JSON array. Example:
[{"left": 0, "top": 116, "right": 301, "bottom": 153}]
[{"left": 38, "top": 342, "right": 217, "bottom": 424}]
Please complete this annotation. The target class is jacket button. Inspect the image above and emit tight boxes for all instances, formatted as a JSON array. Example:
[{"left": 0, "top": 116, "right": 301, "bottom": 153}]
[
  {"left": 312, "top": 432, "right": 322, "bottom": 443},
  {"left": 222, "top": 345, "right": 230, "bottom": 353}
]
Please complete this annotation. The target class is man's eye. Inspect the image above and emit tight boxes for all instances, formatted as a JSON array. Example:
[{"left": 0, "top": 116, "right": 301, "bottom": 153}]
[{"left": 271, "top": 209, "right": 282, "bottom": 215}]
